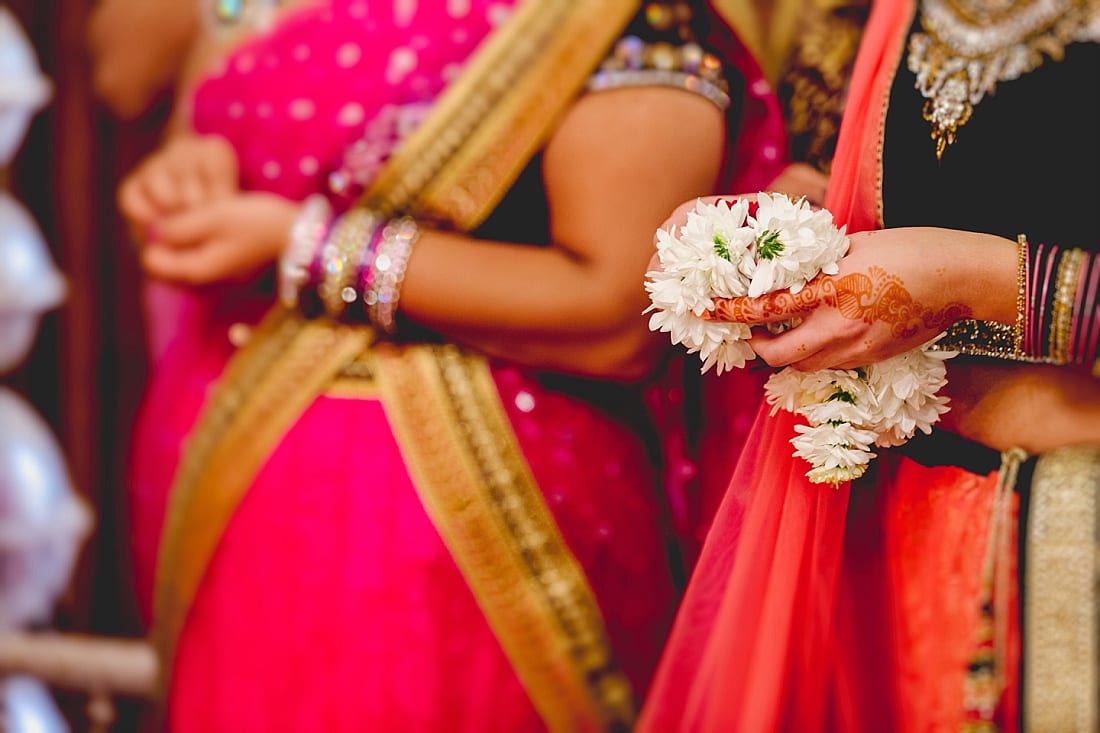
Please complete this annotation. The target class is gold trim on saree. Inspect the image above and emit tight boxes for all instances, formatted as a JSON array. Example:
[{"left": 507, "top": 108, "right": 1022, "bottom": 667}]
[
  {"left": 151, "top": 308, "right": 372, "bottom": 690},
  {"left": 362, "top": 0, "right": 639, "bottom": 231},
  {"left": 151, "top": 0, "right": 641, "bottom": 728},
  {"left": 1024, "top": 445, "right": 1100, "bottom": 733},
  {"left": 326, "top": 353, "right": 378, "bottom": 397},
  {"left": 372, "top": 343, "right": 635, "bottom": 731},
  {"left": 710, "top": 0, "right": 804, "bottom": 86}
]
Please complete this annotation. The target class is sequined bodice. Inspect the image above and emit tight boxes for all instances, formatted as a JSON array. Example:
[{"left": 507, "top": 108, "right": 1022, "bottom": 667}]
[
  {"left": 190, "top": 0, "right": 510, "bottom": 205},
  {"left": 883, "top": 3, "right": 1099, "bottom": 247}
]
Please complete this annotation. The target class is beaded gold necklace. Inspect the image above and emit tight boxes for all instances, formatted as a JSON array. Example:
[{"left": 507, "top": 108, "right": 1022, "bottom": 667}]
[{"left": 908, "top": 0, "right": 1100, "bottom": 159}]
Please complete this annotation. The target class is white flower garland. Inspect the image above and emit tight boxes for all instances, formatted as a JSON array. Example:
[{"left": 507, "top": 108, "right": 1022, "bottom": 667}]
[{"left": 645, "top": 194, "right": 956, "bottom": 485}]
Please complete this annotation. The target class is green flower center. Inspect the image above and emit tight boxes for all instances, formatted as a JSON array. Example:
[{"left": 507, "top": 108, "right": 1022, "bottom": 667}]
[
  {"left": 713, "top": 235, "right": 732, "bottom": 261},
  {"left": 755, "top": 229, "right": 784, "bottom": 260}
]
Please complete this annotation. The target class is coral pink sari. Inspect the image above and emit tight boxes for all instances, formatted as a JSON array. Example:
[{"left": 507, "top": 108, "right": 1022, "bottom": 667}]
[{"left": 638, "top": 2, "right": 1020, "bottom": 730}]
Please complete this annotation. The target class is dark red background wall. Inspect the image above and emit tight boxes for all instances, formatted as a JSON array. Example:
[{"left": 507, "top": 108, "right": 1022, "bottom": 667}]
[{"left": 5, "top": 0, "right": 170, "bottom": 645}]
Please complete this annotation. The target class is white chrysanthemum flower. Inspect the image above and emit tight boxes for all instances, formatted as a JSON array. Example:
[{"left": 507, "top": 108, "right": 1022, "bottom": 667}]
[
  {"left": 646, "top": 308, "right": 755, "bottom": 376},
  {"left": 797, "top": 391, "right": 875, "bottom": 428},
  {"left": 865, "top": 341, "right": 954, "bottom": 446},
  {"left": 746, "top": 193, "right": 849, "bottom": 298},
  {"left": 791, "top": 422, "right": 877, "bottom": 485},
  {"left": 645, "top": 193, "right": 956, "bottom": 485},
  {"left": 699, "top": 335, "right": 757, "bottom": 375},
  {"left": 676, "top": 199, "right": 757, "bottom": 298},
  {"left": 764, "top": 367, "right": 867, "bottom": 415}
]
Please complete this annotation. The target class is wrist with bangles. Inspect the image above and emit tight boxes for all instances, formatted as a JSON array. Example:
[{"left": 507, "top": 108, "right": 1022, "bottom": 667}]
[
  {"left": 934, "top": 234, "right": 1098, "bottom": 373},
  {"left": 278, "top": 194, "right": 420, "bottom": 334}
]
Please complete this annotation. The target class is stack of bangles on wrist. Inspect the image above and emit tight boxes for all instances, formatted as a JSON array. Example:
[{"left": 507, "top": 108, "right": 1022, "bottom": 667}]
[
  {"left": 934, "top": 234, "right": 1099, "bottom": 375},
  {"left": 278, "top": 194, "right": 420, "bottom": 334}
]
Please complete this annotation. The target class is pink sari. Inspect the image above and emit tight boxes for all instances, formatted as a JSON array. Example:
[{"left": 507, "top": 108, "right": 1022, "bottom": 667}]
[
  {"left": 129, "top": 2, "right": 682, "bottom": 730},
  {"left": 638, "top": 1, "right": 1020, "bottom": 730}
]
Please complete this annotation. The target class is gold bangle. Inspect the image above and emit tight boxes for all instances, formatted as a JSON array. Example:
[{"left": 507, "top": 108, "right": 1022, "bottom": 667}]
[
  {"left": 1014, "top": 234, "right": 1027, "bottom": 357},
  {"left": 1049, "top": 248, "right": 1086, "bottom": 364}
]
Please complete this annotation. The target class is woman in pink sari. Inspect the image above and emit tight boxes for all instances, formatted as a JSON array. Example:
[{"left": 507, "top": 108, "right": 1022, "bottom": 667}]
[
  {"left": 640, "top": 0, "right": 1100, "bottom": 730},
  {"left": 116, "top": 1, "right": 787, "bottom": 730}
]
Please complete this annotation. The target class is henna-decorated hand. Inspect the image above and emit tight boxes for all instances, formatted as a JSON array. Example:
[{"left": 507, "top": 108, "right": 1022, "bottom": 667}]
[{"left": 703, "top": 227, "right": 1018, "bottom": 371}]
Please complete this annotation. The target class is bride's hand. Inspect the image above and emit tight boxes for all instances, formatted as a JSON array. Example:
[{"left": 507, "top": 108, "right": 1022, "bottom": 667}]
[{"left": 704, "top": 227, "right": 1019, "bottom": 371}]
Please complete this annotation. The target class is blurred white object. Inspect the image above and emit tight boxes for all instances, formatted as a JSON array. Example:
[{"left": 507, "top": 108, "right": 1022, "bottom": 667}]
[
  {"left": 0, "top": 7, "right": 51, "bottom": 166},
  {"left": 0, "top": 388, "right": 92, "bottom": 631},
  {"left": 0, "top": 192, "right": 66, "bottom": 374},
  {"left": 0, "top": 674, "right": 70, "bottom": 732}
]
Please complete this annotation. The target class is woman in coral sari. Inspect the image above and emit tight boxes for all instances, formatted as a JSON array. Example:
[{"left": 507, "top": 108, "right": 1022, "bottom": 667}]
[
  {"left": 116, "top": 1, "right": 787, "bottom": 730},
  {"left": 640, "top": 0, "right": 1100, "bottom": 730}
]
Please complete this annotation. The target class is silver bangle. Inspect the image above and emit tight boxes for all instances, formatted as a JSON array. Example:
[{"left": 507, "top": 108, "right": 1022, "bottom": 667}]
[
  {"left": 278, "top": 194, "right": 331, "bottom": 309},
  {"left": 364, "top": 216, "right": 419, "bottom": 334}
]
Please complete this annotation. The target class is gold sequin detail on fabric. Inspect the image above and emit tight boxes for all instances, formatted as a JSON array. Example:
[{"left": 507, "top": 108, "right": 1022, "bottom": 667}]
[
  {"left": 1024, "top": 445, "right": 1100, "bottom": 733},
  {"left": 930, "top": 319, "right": 1025, "bottom": 361},
  {"left": 372, "top": 343, "right": 636, "bottom": 731},
  {"left": 776, "top": 0, "right": 870, "bottom": 173},
  {"left": 908, "top": 0, "right": 1099, "bottom": 160},
  {"left": 1050, "top": 248, "right": 1087, "bottom": 363}
]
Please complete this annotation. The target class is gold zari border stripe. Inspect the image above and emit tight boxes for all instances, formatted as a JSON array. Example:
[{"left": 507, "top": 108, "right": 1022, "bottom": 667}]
[
  {"left": 151, "top": 308, "right": 372, "bottom": 691},
  {"left": 151, "top": 1, "right": 640, "bottom": 728},
  {"left": 1024, "top": 445, "right": 1100, "bottom": 732},
  {"left": 373, "top": 344, "right": 634, "bottom": 731},
  {"left": 361, "top": 0, "right": 638, "bottom": 230}
]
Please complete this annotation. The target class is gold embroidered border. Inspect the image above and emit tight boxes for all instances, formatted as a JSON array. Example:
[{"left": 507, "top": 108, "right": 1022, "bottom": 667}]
[
  {"left": 360, "top": 0, "right": 638, "bottom": 230},
  {"left": 326, "top": 353, "right": 379, "bottom": 398},
  {"left": 372, "top": 343, "right": 635, "bottom": 732},
  {"left": 1024, "top": 445, "right": 1100, "bottom": 732},
  {"left": 150, "top": 0, "right": 640, "bottom": 724},
  {"left": 710, "top": 0, "right": 803, "bottom": 86},
  {"left": 776, "top": 0, "right": 869, "bottom": 174},
  {"left": 150, "top": 308, "right": 372, "bottom": 694}
]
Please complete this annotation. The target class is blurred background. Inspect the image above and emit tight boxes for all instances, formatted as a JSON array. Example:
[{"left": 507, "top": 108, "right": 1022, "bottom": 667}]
[
  {"left": 3, "top": 1, "right": 178, "bottom": 728},
  {"left": 5, "top": 0, "right": 155, "bottom": 638}
]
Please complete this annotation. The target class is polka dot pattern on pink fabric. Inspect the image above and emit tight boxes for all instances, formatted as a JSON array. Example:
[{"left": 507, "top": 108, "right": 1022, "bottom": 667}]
[{"left": 191, "top": 0, "right": 514, "bottom": 205}]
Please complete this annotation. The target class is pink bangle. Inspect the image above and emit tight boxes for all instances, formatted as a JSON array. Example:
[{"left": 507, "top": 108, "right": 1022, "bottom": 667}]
[
  {"left": 1078, "top": 254, "right": 1099, "bottom": 367},
  {"left": 1034, "top": 243, "right": 1060, "bottom": 360},
  {"left": 1068, "top": 251, "right": 1091, "bottom": 364}
]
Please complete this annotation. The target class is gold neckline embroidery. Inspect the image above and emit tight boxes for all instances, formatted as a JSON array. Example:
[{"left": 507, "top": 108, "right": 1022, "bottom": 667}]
[{"left": 908, "top": 0, "right": 1099, "bottom": 159}]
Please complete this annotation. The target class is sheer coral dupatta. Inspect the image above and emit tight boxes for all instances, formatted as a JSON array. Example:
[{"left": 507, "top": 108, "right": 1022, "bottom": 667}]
[
  {"left": 637, "top": 1, "right": 914, "bottom": 730},
  {"left": 638, "top": 406, "right": 851, "bottom": 731}
]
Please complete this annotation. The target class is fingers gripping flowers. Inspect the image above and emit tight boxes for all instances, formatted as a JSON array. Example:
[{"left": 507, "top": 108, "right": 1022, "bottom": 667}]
[
  {"left": 645, "top": 194, "right": 956, "bottom": 485},
  {"left": 645, "top": 194, "right": 848, "bottom": 374}
]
